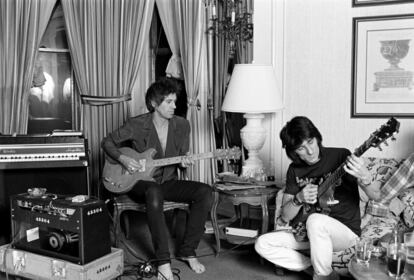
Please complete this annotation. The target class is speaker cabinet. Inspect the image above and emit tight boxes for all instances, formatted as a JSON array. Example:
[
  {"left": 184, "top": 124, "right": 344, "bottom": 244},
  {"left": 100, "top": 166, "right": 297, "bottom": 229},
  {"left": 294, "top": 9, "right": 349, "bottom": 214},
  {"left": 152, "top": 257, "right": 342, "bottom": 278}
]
[{"left": 0, "top": 166, "right": 89, "bottom": 244}]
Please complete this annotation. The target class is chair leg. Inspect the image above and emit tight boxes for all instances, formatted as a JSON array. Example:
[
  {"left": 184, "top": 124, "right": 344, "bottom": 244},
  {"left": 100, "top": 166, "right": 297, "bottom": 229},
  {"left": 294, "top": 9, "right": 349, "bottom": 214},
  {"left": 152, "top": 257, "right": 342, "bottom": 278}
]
[
  {"left": 113, "top": 206, "right": 121, "bottom": 247},
  {"left": 211, "top": 191, "right": 221, "bottom": 256},
  {"left": 173, "top": 209, "right": 188, "bottom": 249},
  {"left": 122, "top": 212, "right": 131, "bottom": 239}
]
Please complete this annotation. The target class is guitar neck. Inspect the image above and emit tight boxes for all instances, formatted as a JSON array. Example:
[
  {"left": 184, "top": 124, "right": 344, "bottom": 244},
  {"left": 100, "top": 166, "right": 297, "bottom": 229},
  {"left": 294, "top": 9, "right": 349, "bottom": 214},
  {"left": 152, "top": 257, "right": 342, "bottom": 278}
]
[
  {"left": 152, "top": 152, "right": 215, "bottom": 167},
  {"left": 318, "top": 141, "right": 370, "bottom": 196}
]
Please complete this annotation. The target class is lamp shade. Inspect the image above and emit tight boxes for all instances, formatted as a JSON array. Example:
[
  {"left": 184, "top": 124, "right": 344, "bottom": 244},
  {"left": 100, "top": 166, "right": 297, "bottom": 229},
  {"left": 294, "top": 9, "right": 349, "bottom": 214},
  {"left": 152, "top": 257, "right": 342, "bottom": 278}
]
[{"left": 221, "top": 64, "right": 283, "bottom": 113}]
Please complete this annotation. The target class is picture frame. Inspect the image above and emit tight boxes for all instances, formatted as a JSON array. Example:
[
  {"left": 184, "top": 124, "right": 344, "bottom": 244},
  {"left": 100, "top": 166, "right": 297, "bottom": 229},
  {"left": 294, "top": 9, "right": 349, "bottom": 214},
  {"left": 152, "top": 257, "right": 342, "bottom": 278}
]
[
  {"left": 351, "top": 14, "right": 414, "bottom": 118},
  {"left": 353, "top": 0, "right": 414, "bottom": 7}
]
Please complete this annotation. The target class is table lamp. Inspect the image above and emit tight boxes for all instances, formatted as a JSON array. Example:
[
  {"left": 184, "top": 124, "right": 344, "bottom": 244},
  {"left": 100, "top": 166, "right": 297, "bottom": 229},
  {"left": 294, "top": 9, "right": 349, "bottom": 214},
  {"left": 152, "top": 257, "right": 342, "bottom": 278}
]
[{"left": 221, "top": 64, "right": 283, "bottom": 179}]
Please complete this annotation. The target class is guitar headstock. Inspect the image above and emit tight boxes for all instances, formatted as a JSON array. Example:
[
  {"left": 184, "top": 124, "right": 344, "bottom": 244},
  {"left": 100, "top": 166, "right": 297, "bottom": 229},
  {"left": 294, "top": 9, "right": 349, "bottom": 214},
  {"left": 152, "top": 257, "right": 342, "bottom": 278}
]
[
  {"left": 214, "top": 147, "right": 242, "bottom": 160},
  {"left": 361, "top": 117, "right": 400, "bottom": 153}
]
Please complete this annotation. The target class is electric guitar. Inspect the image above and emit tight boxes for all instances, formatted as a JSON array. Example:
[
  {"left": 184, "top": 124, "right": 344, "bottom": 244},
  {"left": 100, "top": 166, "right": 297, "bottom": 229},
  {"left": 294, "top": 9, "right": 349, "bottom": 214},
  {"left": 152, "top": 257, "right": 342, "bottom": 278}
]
[
  {"left": 291, "top": 117, "right": 400, "bottom": 241},
  {"left": 102, "top": 147, "right": 241, "bottom": 194}
]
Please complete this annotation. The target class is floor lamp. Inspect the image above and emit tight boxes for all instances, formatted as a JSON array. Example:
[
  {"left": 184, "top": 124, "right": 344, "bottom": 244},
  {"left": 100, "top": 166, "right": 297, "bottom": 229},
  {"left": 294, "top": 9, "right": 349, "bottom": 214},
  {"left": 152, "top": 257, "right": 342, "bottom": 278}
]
[{"left": 221, "top": 64, "right": 283, "bottom": 179}]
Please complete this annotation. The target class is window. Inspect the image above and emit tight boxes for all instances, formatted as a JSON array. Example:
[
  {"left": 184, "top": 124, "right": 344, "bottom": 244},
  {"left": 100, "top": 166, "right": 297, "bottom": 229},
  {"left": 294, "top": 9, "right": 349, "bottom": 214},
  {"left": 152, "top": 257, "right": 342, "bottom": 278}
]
[
  {"left": 150, "top": 6, "right": 187, "bottom": 118},
  {"left": 28, "top": 2, "right": 80, "bottom": 134}
]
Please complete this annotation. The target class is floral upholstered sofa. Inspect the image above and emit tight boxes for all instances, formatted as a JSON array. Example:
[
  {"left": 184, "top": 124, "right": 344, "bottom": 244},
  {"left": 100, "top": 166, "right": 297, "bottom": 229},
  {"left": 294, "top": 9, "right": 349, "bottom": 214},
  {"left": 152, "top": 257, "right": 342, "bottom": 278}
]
[{"left": 273, "top": 157, "right": 414, "bottom": 276}]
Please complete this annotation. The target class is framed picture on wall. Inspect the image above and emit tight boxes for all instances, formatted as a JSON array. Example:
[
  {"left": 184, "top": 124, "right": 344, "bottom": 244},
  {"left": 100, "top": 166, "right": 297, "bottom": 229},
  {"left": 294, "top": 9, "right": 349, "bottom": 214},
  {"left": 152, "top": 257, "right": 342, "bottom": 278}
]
[
  {"left": 353, "top": 0, "right": 414, "bottom": 7},
  {"left": 351, "top": 14, "right": 414, "bottom": 118}
]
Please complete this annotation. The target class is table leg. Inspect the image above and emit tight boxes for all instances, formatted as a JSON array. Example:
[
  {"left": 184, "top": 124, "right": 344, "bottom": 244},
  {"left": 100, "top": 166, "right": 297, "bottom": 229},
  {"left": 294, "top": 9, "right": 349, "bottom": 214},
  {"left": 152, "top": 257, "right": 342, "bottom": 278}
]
[
  {"left": 113, "top": 204, "right": 121, "bottom": 248},
  {"left": 260, "top": 195, "right": 269, "bottom": 234},
  {"left": 210, "top": 191, "right": 221, "bottom": 256}
]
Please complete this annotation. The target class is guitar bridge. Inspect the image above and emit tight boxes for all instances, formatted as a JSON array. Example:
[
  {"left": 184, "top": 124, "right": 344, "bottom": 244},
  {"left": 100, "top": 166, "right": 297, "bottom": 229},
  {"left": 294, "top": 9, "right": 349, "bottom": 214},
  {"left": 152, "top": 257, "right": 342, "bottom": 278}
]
[{"left": 104, "top": 177, "right": 114, "bottom": 186}]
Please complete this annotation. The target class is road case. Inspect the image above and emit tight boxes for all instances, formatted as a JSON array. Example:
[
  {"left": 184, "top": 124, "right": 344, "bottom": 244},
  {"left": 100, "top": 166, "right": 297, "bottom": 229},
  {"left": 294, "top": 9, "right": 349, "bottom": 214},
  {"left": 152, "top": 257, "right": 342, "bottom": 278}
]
[{"left": 0, "top": 245, "right": 123, "bottom": 280}]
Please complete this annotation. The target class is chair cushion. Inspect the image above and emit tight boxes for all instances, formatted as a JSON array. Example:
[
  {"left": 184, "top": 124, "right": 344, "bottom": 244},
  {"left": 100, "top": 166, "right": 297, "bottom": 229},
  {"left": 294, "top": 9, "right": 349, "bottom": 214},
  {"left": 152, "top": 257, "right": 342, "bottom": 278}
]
[
  {"left": 398, "top": 188, "right": 414, "bottom": 228},
  {"left": 365, "top": 157, "right": 402, "bottom": 183}
]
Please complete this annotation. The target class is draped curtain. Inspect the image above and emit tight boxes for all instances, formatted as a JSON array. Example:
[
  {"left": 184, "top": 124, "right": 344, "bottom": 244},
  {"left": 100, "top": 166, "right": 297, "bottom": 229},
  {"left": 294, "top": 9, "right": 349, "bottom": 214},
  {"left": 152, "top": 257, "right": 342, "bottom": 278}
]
[
  {"left": 155, "top": 0, "right": 183, "bottom": 79},
  {"left": 61, "top": 0, "right": 155, "bottom": 196},
  {"left": 205, "top": 3, "right": 218, "bottom": 183},
  {"left": 170, "top": 0, "right": 211, "bottom": 182},
  {"left": 0, "top": 0, "right": 56, "bottom": 134}
]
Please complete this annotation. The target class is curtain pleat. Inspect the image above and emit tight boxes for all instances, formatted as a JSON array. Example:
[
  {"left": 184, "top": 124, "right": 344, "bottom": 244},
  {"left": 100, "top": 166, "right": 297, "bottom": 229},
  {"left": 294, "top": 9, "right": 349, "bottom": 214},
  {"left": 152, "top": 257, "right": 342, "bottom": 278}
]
[
  {"left": 206, "top": 0, "right": 232, "bottom": 175},
  {"left": 172, "top": 0, "right": 208, "bottom": 182},
  {"left": 61, "top": 0, "right": 155, "bottom": 196},
  {"left": 0, "top": 0, "right": 56, "bottom": 134},
  {"left": 206, "top": 4, "right": 217, "bottom": 182}
]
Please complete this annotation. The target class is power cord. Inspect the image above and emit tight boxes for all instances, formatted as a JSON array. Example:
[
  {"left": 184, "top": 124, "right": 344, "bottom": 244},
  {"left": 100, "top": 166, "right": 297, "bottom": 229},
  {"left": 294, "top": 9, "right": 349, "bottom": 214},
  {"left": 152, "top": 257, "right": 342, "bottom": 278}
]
[
  {"left": 137, "top": 261, "right": 157, "bottom": 278},
  {"left": 141, "top": 236, "right": 257, "bottom": 279},
  {"left": 122, "top": 260, "right": 181, "bottom": 280},
  {"left": 107, "top": 198, "right": 259, "bottom": 279},
  {"left": 120, "top": 237, "right": 257, "bottom": 279},
  {"left": 120, "top": 231, "right": 258, "bottom": 279}
]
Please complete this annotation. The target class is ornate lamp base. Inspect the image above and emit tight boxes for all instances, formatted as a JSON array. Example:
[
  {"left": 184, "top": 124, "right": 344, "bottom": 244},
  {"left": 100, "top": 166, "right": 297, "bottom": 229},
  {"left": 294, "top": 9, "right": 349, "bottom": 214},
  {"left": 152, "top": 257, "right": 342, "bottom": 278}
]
[{"left": 240, "top": 113, "right": 267, "bottom": 180}]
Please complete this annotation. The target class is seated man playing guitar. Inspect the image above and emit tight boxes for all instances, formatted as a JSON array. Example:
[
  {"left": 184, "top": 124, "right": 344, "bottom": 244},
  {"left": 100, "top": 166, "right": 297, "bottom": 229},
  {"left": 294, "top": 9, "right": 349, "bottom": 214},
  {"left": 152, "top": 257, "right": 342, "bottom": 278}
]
[
  {"left": 102, "top": 78, "right": 212, "bottom": 280},
  {"left": 255, "top": 116, "right": 387, "bottom": 280}
]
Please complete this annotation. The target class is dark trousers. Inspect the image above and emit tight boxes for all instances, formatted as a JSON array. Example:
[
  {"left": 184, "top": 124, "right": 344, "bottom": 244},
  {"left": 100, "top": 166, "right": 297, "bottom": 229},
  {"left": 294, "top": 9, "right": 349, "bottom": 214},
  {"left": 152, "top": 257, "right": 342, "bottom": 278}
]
[{"left": 128, "top": 179, "right": 212, "bottom": 265}]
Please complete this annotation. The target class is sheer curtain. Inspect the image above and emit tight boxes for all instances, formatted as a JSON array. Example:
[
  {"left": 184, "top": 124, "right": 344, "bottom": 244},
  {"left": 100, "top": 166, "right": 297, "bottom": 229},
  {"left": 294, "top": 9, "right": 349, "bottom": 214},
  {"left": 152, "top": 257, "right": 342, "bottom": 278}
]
[
  {"left": 206, "top": 0, "right": 253, "bottom": 174},
  {"left": 0, "top": 0, "right": 56, "bottom": 134},
  {"left": 61, "top": 0, "right": 155, "bottom": 196},
  {"left": 171, "top": 0, "right": 213, "bottom": 183},
  {"left": 206, "top": 3, "right": 218, "bottom": 183}
]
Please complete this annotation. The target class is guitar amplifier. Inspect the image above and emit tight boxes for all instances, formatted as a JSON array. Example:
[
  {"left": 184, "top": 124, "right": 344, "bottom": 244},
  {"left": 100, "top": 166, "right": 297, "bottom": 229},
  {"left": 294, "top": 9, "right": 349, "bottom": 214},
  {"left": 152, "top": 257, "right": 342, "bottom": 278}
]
[{"left": 10, "top": 193, "right": 111, "bottom": 265}]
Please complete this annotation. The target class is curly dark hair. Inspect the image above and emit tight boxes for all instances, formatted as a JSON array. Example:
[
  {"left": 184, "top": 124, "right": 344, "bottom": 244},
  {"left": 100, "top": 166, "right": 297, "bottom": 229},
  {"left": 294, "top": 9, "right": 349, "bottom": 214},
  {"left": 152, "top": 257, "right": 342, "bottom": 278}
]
[{"left": 145, "top": 77, "right": 178, "bottom": 112}]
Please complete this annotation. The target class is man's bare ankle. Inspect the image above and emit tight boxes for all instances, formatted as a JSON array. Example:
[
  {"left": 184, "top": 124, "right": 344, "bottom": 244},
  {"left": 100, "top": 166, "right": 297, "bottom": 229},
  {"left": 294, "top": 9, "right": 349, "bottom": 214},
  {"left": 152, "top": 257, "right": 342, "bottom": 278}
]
[
  {"left": 185, "top": 257, "right": 206, "bottom": 274},
  {"left": 157, "top": 263, "right": 173, "bottom": 280}
]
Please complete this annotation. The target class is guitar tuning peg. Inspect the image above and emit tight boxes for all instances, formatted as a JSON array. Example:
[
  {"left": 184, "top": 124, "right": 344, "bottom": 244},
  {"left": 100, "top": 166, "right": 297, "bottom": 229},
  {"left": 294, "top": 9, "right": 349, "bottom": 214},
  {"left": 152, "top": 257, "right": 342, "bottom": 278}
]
[{"left": 378, "top": 146, "right": 383, "bottom": 151}]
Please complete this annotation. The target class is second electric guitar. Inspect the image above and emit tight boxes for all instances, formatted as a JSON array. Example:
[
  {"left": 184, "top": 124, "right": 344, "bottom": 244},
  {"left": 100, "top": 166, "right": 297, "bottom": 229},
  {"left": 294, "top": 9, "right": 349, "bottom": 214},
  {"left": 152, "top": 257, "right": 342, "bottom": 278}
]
[
  {"left": 103, "top": 147, "right": 241, "bottom": 194},
  {"left": 291, "top": 117, "right": 400, "bottom": 241}
]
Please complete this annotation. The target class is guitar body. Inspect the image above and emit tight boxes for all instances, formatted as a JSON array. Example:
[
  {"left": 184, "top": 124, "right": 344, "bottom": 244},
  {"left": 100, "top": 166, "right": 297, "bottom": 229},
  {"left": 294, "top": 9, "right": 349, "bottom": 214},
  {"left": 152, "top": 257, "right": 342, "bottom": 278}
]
[
  {"left": 102, "top": 146, "right": 242, "bottom": 194},
  {"left": 291, "top": 201, "right": 330, "bottom": 242},
  {"left": 102, "top": 147, "right": 158, "bottom": 194}
]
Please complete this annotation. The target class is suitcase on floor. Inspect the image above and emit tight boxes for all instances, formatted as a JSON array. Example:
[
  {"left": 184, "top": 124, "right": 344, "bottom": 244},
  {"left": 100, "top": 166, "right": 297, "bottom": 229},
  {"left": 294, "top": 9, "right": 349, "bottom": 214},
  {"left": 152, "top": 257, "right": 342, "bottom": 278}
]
[{"left": 0, "top": 244, "right": 123, "bottom": 280}]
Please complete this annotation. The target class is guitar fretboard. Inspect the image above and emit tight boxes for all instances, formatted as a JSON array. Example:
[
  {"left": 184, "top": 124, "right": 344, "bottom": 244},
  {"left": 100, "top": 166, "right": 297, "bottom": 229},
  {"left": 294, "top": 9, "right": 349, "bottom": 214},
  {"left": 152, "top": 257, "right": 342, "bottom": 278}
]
[
  {"left": 318, "top": 138, "right": 373, "bottom": 197},
  {"left": 152, "top": 152, "right": 216, "bottom": 167}
]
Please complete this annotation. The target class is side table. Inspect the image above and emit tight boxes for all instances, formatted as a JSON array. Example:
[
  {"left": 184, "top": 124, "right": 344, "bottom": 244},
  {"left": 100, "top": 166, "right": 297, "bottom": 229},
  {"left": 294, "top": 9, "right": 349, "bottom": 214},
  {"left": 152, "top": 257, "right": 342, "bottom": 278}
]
[{"left": 210, "top": 183, "right": 279, "bottom": 255}]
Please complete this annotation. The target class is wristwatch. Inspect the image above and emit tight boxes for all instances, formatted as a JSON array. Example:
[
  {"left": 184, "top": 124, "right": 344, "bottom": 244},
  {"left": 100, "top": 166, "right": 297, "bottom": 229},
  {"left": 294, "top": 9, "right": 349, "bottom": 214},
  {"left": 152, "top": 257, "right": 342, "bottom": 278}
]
[
  {"left": 358, "top": 176, "right": 371, "bottom": 187},
  {"left": 292, "top": 194, "right": 303, "bottom": 206}
]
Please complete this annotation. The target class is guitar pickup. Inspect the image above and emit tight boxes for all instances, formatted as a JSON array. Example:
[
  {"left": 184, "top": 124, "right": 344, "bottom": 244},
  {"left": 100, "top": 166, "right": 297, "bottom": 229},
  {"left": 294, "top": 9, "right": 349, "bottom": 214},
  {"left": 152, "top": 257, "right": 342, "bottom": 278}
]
[{"left": 138, "top": 159, "right": 146, "bottom": 172}]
